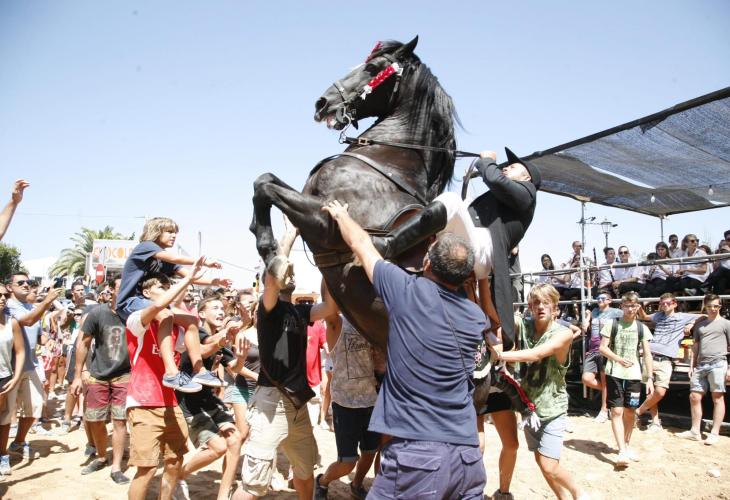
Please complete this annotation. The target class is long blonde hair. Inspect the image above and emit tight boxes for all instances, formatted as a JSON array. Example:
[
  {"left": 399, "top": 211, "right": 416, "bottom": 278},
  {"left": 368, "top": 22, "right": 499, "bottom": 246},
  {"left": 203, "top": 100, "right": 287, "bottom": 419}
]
[{"left": 140, "top": 217, "right": 179, "bottom": 242}]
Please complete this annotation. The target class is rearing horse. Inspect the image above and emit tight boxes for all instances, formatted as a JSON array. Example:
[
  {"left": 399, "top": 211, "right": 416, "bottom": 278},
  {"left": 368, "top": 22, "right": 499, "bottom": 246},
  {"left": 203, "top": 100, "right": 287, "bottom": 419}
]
[{"left": 249, "top": 37, "right": 457, "bottom": 350}]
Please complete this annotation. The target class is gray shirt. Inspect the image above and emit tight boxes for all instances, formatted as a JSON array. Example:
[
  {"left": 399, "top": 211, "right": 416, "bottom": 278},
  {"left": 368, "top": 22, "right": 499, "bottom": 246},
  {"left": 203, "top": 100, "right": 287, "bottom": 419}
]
[
  {"left": 330, "top": 316, "right": 378, "bottom": 408},
  {"left": 0, "top": 318, "right": 14, "bottom": 378},
  {"left": 692, "top": 317, "right": 730, "bottom": 364},
  {"left": 6, "top": 299, "right": 40, "bottom": 372}
]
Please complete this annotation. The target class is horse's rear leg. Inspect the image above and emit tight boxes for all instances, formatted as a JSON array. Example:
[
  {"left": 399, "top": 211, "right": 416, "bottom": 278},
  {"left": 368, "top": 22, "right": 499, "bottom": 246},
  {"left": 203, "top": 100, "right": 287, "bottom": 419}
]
[{"left": 250, "top": 173, "right": 333, "bottom": 264}]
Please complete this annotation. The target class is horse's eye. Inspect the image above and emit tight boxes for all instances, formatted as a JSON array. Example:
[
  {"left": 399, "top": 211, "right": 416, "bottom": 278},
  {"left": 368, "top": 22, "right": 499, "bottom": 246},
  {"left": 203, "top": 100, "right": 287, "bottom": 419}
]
[{"left": 364, "top": 63, "right": 378, "bottom": 75}]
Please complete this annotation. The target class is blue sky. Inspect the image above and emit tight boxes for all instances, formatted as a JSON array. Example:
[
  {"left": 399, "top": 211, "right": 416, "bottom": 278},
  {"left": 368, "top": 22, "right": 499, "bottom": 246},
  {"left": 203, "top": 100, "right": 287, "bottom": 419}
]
[{"left": 2, "top": 1, "right": 729, "bottom": 285}]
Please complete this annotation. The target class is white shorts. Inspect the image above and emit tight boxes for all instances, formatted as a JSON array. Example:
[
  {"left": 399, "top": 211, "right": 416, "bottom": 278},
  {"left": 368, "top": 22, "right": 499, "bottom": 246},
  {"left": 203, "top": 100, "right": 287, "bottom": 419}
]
[{"left": 0, "top": 369, "right": 44, "bottom": 424}]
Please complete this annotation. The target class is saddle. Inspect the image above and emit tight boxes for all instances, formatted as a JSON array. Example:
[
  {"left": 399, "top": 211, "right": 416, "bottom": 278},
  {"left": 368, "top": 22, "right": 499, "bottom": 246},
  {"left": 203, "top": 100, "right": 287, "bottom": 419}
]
[{"left": 313, "top": 204, "right": 431, "bottom": 273}]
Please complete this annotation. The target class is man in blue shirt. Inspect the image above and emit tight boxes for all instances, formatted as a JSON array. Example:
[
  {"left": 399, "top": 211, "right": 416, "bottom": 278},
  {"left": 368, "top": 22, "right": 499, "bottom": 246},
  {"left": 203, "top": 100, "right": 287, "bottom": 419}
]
[
  {"left": 3, "top": 273, "right": 60, "bottom": 459},
  {"left": 636, "top": 293, "right": 700, "bottom": 431},
  {"left": 322, "top": 200, "right": 487, "bottom": 499}
]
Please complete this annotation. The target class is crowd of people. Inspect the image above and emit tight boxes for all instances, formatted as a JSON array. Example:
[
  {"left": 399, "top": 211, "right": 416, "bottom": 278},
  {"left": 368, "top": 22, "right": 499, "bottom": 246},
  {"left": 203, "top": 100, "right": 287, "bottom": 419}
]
[
  {"left": 0, "top": 168, "right": 728, "bottom": 500},
  {"left": 536, "top": 233, "right": 730, "bottom": 303}
]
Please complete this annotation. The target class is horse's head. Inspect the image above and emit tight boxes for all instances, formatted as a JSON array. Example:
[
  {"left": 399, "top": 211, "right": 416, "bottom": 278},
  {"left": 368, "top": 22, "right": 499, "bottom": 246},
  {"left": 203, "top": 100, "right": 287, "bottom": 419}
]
[{"left": 314, "top": 37, "right": 419, "bottom": 130}]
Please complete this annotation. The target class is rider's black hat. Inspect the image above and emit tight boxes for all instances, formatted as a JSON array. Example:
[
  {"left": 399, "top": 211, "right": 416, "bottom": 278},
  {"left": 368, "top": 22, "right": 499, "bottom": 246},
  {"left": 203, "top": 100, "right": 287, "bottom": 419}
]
[{"left": 505, "top": 147, "right": 541, "bottom": 189}]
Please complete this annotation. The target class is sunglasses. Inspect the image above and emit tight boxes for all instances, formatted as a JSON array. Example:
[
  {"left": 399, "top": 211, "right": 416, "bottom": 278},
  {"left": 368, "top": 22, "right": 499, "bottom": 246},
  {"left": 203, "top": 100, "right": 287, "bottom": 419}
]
[
  {"left": 12, "top": 279, "right": 29, "bottom": 287},
  {"left": 659, "top": 300, "right": 675, "bottom": 306},
  {"left": 0, "top": 292, "right": 11, "bottom": 299},
  {"left": 687, "top": 239, "right": 697, "bottom": 243},
  {"left": 597, "top": 297, "right": 611, "bottom": 302},
  {"left": 619, "top": 251, "right": 629, "bottom": 255}
]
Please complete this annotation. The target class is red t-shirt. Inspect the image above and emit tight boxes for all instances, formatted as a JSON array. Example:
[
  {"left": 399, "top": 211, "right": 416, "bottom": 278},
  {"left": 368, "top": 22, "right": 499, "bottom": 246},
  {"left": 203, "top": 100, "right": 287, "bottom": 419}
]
[
  {"left": 305, "top": 320, "right": 327, "bottom": 387},
  {"left": 125, "top": 310, "right": 180, "bottom": 408}
]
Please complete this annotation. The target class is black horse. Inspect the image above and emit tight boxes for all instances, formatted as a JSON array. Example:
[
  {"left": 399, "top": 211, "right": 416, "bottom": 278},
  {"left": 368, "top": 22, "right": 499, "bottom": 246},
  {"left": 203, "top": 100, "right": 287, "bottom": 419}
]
[{"left": 250, "top": 37, "right": 457, "bottom": 350}]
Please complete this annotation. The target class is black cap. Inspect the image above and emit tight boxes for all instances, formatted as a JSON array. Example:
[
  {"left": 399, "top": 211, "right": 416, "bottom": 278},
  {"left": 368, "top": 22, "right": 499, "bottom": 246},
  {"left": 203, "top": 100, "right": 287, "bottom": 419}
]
[{"left": 505, "top": 147, "right": 541, "bottom": 189}]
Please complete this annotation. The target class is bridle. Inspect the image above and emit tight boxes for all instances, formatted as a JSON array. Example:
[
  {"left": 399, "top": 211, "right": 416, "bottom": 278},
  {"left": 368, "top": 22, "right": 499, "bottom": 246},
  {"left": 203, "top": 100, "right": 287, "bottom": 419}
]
[
  {"left": 328, "top": 42, "right": 482, "bottom": 201},
  {"left": 331, "top": 45, "right": 405, "bottom": 130}
]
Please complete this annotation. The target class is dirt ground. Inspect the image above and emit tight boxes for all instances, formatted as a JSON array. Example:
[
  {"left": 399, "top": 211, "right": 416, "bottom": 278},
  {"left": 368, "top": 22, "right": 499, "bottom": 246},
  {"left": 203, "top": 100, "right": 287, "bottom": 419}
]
[{"left": 1, "top": 404, "right": 729, "bottom": 500}]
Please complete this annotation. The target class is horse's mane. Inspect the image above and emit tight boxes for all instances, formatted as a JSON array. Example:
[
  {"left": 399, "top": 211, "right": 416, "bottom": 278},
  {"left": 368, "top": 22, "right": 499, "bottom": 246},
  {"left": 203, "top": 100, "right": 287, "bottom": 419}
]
[{"left": 370, "top": 40, "right": 459, "bottom": 199}]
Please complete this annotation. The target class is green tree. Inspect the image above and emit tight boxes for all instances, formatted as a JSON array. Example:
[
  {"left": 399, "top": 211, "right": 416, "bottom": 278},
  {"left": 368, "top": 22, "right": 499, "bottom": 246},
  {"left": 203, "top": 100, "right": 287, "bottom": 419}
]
[
  {"left": 0, "top": 242, "right": 26, "bottom": 283},
  {"left": 50, "top": 226, "right": 134, "bottom": 277}
]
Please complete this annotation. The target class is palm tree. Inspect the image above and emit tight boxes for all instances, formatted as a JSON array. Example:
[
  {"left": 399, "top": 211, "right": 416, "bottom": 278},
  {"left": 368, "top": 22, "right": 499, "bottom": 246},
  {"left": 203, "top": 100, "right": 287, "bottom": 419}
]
[{"left": 50, "top": 226, "right": 134, "bottom": 277}]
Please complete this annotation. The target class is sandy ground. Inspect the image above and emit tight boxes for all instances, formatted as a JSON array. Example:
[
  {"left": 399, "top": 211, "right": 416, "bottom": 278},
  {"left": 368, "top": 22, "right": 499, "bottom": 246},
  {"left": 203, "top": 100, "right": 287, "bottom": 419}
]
[{"left": 1, "top": 403, "right": 729, "bottom": 500}]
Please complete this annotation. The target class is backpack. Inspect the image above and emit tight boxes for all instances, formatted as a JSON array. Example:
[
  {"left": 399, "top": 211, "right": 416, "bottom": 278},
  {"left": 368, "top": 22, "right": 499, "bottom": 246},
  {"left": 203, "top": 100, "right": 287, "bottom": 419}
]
[{"left": 609, "top": 318, "right": 649, "bottom": 368}]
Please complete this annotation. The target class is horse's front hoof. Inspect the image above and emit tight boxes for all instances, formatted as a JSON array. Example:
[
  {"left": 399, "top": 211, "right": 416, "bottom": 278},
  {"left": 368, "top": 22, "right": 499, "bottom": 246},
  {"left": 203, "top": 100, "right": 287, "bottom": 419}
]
[{"left": 267, "top": 255, "right": 293, "bottom": 289}]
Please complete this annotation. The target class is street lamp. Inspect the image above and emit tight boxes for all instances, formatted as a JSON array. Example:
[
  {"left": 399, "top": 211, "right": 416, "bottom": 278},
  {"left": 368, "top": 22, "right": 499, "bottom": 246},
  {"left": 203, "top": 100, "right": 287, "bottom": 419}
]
[{"left": 600, "top": 217, "right": 618, "bottom": 248}]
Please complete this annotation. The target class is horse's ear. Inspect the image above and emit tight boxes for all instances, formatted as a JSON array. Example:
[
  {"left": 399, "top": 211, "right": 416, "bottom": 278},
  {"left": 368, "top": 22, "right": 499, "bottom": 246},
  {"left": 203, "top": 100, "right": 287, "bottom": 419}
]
[{"left": 395, "top": 36, "right": 418, "bottom": 60}]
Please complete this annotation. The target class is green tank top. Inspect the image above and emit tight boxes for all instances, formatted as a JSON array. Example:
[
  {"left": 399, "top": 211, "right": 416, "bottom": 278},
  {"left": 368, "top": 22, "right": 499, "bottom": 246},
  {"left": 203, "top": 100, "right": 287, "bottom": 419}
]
[{"left": 516, "top": 317, "right": 570, "bottom": 420}]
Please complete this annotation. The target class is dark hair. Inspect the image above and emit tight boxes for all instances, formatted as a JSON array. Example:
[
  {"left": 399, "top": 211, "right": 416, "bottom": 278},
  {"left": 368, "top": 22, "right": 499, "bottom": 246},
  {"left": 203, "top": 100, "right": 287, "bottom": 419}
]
[
  {"left": 603, "top": 246, "right": 614, "bottom": 256},
  {"left": 703, "top": 293, "right": 721, "bottom": 310},
  {"left": 540, "top": 254, "right": 554, "bottom": 270},
  {"left": 655, "top": 242, "right": 669, "bottom": 255},
  {"left": 427, "top": 233, "right": 474, "bottom": 286},
  {"left": 669, "top": 233, "right": 678, "bottom": 240},
  {"left": 724, "top": 229, "right": 730, "bottom": 238},
  {"left": 141, "top": 272, "right": 171, "bottom": 291},
  {"left": 96, "top": 281, "right": 109, "bottom": 294}
]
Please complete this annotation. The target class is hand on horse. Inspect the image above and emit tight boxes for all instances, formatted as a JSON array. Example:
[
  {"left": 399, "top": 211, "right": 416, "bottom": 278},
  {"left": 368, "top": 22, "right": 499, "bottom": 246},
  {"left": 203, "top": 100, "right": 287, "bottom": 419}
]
[{"left": 321, "top": 199, "right": 350, "bottom": 221}]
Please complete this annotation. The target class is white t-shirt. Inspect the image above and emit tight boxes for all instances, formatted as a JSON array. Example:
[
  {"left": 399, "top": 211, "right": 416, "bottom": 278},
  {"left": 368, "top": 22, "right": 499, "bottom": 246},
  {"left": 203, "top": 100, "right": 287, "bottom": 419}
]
[{"left": 682, "top": 249, "right": 709, "bottom": 281}]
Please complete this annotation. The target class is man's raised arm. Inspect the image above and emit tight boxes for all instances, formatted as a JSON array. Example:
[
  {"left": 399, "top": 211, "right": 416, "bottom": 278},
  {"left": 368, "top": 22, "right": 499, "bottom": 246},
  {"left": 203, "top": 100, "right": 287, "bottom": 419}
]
[{"left": 321, "top": 200, "right": 382, "bottom": 283}]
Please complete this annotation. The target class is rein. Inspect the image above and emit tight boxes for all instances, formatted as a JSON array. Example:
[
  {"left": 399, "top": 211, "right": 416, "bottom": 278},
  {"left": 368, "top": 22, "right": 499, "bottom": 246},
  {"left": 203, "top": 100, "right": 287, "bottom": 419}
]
[{"left": 338, "top": 133, "right": 480, "bottom": 159}]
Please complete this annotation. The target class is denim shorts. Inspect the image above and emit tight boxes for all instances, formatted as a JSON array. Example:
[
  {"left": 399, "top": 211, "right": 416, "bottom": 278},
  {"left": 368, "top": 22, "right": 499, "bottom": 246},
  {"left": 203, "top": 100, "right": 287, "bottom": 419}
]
[
  {"left": 690, "top": 359, "right": 727, "bottom": 394},
  {"left": 524, "top": 414, "right": 567, "bottom": 460},
  {"left": 118, "top": 296, "right": 153, "bottom": 323}
]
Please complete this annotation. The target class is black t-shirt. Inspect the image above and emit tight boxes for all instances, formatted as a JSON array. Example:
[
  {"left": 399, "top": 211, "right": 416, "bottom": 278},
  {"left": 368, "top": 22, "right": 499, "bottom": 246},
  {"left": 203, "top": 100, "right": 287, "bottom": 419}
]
[
  {"left": 176, "top": 327, "right": 234, "bottom": 417},
  {"left": 257, "top": 299, "right": 313, "bottom": 395},
  {"left": 81, "top": 305, "right": 130, "bottom": 380}
]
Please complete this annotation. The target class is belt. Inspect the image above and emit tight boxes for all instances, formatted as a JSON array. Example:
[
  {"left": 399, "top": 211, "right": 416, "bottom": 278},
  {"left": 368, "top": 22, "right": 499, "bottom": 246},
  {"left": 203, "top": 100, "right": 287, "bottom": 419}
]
[{"left": 652, "top": 353, "right": 674, "bottom": 362}]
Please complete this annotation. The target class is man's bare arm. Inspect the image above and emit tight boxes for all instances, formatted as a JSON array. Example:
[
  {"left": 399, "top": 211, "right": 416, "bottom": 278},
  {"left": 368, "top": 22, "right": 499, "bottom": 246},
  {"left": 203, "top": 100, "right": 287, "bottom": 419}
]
[
  {"left": 139, "top": 256, "right": 205, "bottom": 327},
  {"left": 16, "top": 288, "right": 61, "bottom": 327},
  {"left": 0, "top": 179, "right": 29, "bottom": 241},
  {"left": 321, "top": 200, "right": 382, "bottom": 283}
]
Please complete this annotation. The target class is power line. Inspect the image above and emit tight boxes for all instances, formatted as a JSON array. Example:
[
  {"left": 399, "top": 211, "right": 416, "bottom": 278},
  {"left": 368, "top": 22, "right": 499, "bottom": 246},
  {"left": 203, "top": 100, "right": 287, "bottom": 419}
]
[{"left": 18, "top": 212, "right": 146, "bottom": 219}]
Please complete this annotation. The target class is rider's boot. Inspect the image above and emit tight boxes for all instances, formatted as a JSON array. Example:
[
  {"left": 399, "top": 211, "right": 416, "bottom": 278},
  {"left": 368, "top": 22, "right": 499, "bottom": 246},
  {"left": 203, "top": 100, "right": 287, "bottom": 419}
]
[{"left": 372, "top": 200, "right": 448, "bottom": 260}]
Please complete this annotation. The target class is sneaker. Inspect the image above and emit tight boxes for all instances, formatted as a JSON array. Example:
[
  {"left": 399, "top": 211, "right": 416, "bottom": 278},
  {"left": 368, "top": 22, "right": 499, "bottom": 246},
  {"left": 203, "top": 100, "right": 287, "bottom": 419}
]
[
  {"left": 594, "top": 410, "right": 608, "bottom": 423},
  {"left": 704, "top": 433, "right": 720, "bottom": 446},
  {"left": 81, "top": 458, "right": 108, "bottom": 475},
  {"left": 313, "top": 474, "right": 328, "bottom": 500},
  {"left": 162, "top": 372, "right": 202, "bottom": 393},
  {"left": 84, "top": 444, "right": 97, "bottom": 458},
  {"left": 615, "top": 449, "right": 629, "bottom": 467},
  {"left": 110, "top": 470, "right": 130, "bottom": 485},
  {"left": 8, "top": 442, "right": 31, "bottom": 460},
  {"left": 677, "top": 430, "right": 702, "bottom": 442},
  {"left": 625, "top": 447, "right": 640, "bottom": 462},
  {"left": 173, "top": 479, "right": 191, "bottom": 500},
  {"left": 191, "top": 370, "right": 223, "bottom": 388},
  {"left": 492, "top": 490, "right": 515, "bottom": 500},
  {"left": 646, "top": 422, "right": 663, "bottom": 433},
  {"left": 58, "top": 419, "right": 77, "bottom": 434},
  {"left": 0, "top": 455, "right": 10, "bottom": 476},
  {"left": 350, "top": 482, "right": 368, "bottom": 500}
]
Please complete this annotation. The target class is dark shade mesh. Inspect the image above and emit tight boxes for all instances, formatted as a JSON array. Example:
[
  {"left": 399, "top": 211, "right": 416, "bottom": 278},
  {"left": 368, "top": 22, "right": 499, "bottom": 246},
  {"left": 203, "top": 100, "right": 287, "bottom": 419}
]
[{"left": 514, "top": 87, "right": 730, "bottom": 217}]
